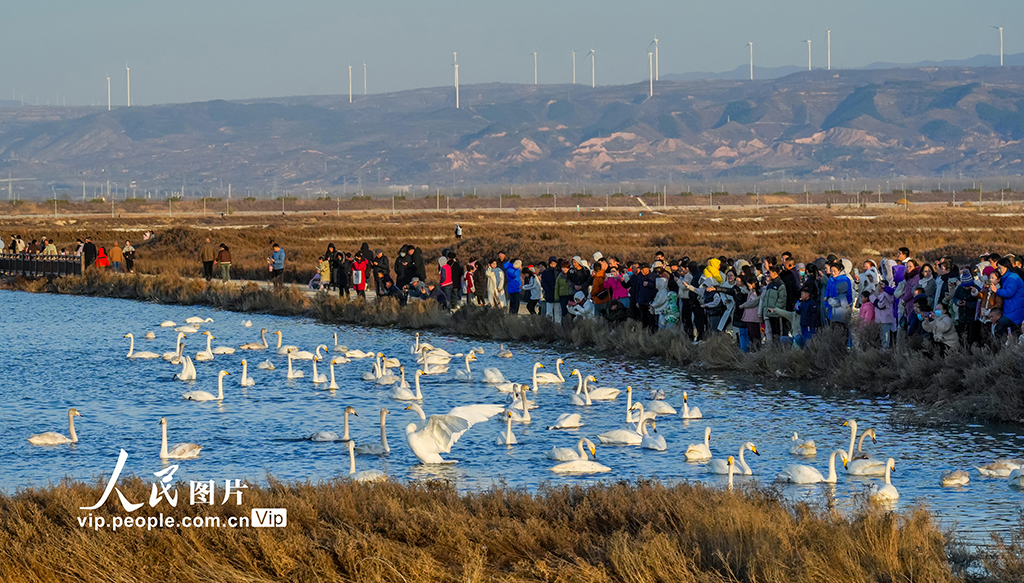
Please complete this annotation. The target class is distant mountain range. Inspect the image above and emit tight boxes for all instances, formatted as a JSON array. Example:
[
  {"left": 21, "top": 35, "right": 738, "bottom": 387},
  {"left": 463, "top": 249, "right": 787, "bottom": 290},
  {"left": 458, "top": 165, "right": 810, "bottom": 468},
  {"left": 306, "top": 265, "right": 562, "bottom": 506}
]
[
  {"left": 2, "top": 64, "right": 1024, "bottom": 196},
  {"left": 663, "top": 52, "right": 1024, "bottom": 81}
]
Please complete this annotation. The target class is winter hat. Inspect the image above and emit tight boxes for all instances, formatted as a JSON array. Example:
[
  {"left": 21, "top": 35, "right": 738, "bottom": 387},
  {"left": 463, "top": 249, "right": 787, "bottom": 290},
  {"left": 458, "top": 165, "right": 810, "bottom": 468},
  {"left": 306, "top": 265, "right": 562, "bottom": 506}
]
[
  {"left": 593, "top": 251, "right": 604, "bottom": 262},
  {"left": 572, "top": 255, "right": 582, "bottom": 265},
  {"left": 651, "top": 260, "right": 664, "bottom": 269},
  {"left": 548, "top": 256, "right": 557, "bottom": 264},
  {"left": 734, "top": 259, "right": 750, "bottom": 272},
  {"left": 841, "top": 258, "right": 853, "bottom": 275},
  {"left": 411, "top": 277, "right": 420, "bottom": 283},
  {"left": 961, "top": 270, "right": 974, "bottom": 283},
  {"left": 983, "top": 266, "right": 995, "bottom": 277},
  {"left": 513, "top": 259, "right": 522, "bottom": 269},
  {"left": 438, "top": 256, "right": 448, "bottom": 266},
  {"left": 574, "top": 291, "right": 585, "bottom": 302}
]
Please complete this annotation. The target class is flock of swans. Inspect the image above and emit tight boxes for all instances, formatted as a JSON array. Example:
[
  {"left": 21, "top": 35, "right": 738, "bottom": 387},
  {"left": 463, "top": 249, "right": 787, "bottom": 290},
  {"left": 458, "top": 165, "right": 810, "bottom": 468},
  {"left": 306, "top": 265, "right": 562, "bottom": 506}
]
[{"left": 28, "top": 321, "right": 1024, "bottom": 495}]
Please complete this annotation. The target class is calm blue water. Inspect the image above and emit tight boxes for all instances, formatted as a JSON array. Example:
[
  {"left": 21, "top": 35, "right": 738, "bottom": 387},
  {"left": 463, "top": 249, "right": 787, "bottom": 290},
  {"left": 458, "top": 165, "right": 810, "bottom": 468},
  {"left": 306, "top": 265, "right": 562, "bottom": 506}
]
[{"left": 2, "top": 289, "right": 1021, "bottom": 543}]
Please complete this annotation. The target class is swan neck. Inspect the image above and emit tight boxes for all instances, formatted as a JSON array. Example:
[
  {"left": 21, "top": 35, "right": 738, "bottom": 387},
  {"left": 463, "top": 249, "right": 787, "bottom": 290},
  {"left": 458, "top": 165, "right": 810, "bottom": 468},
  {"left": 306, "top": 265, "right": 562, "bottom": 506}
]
[
  {"left": 330, "top": 363, "right": 336, "bottom": 384},
  {"left": 276, "top": 333, "right": 282, "bottom": 349},
  {"left": 69, "top": 412, "right": 78, "bottom": 443},
  {"left": 160, "top": 423, "right": 168, "bottom": 457},
  {"left": 242, "top": 361, "right": 248, "bottom": 381},
  {"left": 217, "top": 375, "right": 224, "bottom": 400},
  {"left": 827, "top": 450, "right": 840, "bottom": 482},
  {"left": 127, "top": 335, "right": 134, "bottom": 356},
  {"left": 380, "top": 413, "right": 390, "bottom": 452},
  {"left": 414, "top": 374, "right": 422, "bottom": 399},
  {"left": 343, "top": 412, "right": 351, "bottom": 440},
  {"left": 884, "top": 461, "right": 892, "bottom": 485},
  {"left": 348, "top": 445, "right": 356, "bottom": 474},
  {"left": 847, "top": 422, "right": 857, "bottom": 461},
  {"left": 704, "top": 427, "right": 711, "bottom": 447},
  {"left": 261, "top": 329, "right": 268, "bottom": 348},
  {"left": 206, "top": 335, "right": 212, "bottom": 352}
]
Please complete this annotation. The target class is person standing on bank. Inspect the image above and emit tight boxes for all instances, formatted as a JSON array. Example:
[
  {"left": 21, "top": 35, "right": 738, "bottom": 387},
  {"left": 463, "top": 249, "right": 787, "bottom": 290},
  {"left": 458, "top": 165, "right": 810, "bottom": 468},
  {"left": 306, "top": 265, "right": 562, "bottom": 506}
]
[
  {"left": 438, "top": 255, "right": 454, "bottom": 309},
  {"left": 215, "top": 244, "right": 232, "bottom": 282},
  {"left": 200, "top": 237, "right": 216, "bottom": 281},
  {"left": 269, "top": 243, "right": 285, "bottom": 290},
  {"left": 108, "top": 241, "right": 124, "bottom": 272},
  {"left": 505, "top": 259, "right": 522, "bottom": 314},
  {"left": 123, "top": 240, "right": 135, "bottom": 273},
  {"left": 82, "top": 237, "right": 97, "bottom": 267},
  {"left": 454, "top": 223, "right": 463, "bottom": 239}
]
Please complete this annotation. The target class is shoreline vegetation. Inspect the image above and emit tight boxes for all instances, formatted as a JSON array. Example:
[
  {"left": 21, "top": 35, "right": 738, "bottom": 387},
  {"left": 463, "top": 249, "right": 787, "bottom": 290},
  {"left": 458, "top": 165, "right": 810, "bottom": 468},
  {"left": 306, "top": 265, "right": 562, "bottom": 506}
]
[
  {"left": 3, "top": 269, "right": 1024, "bottom": 425},
  {"left": 0, "top": 478, "right": 1004, "bottom": 583}
]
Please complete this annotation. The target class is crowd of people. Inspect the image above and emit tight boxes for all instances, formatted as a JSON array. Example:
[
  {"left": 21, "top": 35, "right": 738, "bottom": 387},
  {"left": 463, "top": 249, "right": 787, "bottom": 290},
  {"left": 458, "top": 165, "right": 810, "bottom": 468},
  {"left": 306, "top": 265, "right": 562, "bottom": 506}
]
[
  {"left": 3, "top": 234, "right": 136, "bottom": 273},
  {"left": 300, "top": 237, "right": 1024, "bottom": 354}
]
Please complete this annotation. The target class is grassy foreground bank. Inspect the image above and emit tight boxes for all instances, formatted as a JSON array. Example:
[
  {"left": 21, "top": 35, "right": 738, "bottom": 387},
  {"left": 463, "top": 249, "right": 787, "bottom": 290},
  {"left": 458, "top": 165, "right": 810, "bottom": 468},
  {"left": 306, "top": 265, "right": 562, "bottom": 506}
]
[
  {"left": 4, "top": 269, "right": 1024, "bottom": 424},
  {"left": 0, "top": 478, "right": 969, "bottom": 583}
]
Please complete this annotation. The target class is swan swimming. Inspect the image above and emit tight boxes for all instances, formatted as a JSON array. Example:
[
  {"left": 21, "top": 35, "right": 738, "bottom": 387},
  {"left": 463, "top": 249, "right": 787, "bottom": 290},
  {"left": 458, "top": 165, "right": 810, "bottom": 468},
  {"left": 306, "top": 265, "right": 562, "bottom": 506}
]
[
  {"left": 868, "top": 458, "right": 899, "bottom": 502},
  {"left": 533, "top": 359, "right": 565, "bottom": 383},
  {"left": 388, "top": 369, "right": 424, "bottom": 401},
  {"left": 975, "top": 459, "right": 1024, "bottom": 477},
  {"left": 257, "top": 359, "right": 275, "bottom": 370},
  {"left": 940, "top": 470, "right": 970, "bottom": 486},
  {"left": 497, "top": 411, "right": 518, "bottom": 445},
  {"left": 124, "top": 333, "right": 160, "bottom": 359},
  {"left": 1009, "top": 468, "right": 1024, "bottom": 488},
  {"left": 569, "top": 371, "right": 593, "bottom": 406},
  {"left": 639, "top": 418, "right": 666, "bottom": 451},
  {"left": 239, "top": 328, "right": 269, "bottom": 350},
  {"left": 311, "top": 357, "right": 327, "bottom": 384},
  {"left": 174, "top": 356, "right": 197, "bottom": 381},
  {"left": 160, "top": 321, "right": 176, "bottom": 328},
  {"left": 776, "top": 449, "right": 848, "bottom": 484},
  {"left": 241, "top": 319, "right": 253, "bottom": 327},
  {"left": 852, "top": 428, "right": 877, "bottom": 460},
  {"left": 332, "top": 332, "right": 348, "bottom": 353},
  {"left": 175, "top": 325, "right": 199, "bottom": 334},
  {"left": 586, "top": 379, "right": 621, "bottom": 401},
  {"left": 410, "top": 332, "right": 435, "bottom": 354},
  {"left": 843, "top": 420, "right": 887, "bottom": 476},
  {"left": 195, "top": 331, "right": 215, "bottom": 362},
  {"left": 346, "top": 440, "right": 387, "bottom": 482},
  {"left": 454, "top": 352, "right": 477, "bottom": 381},
  {"left": 162, "top": 332, "right": 187, "bottom": 361},
  {"left": 28, "top": 408, "right": 82, "bottom": 445},
  {"left": 144, "top": 331, "right": 156, "bottom": 340},
  {"left": 547, "top": 438, "right": 597, "bottom": 461},
  {"left": 597, "top": 404, "right": 649, "bottom": 445},
  {"left": 482, "top": 366, "right": 506, "bottom": 384},
  {"left": 506, "top": 384, "right": 532, "bottom": 423},
  {"left": 309, "top": 406, "right": 357, "bottom": 442},
  {"left": 550, "top": 447, "right": 610, "bottom": 474},
  {"left": 183, "top": 370, "right": 229, "bottom": 401},
  {"left": 497, "top": 344, "right": 513, "bottom": 358},
  {"left": 547, "top": 412, "right": 583, "bottom": 430},
  {"left": 684, "top": 426, "right": 713, "bottom": 461},
  {"left": 709, "top": 442, "right": 759, "bottom": 475},
  {"left": 680, "top": 392, "right": 702, "bottom": 419},
  {"left": 354, "top": 409, "right": 390, "bottom": 455},
  {"left": 273, "top": 330, "right": 299, "bottom": 355},
  {"left": 286, "top": 353, "right": 305, "bottom": 379},
  {"left": 789, "top": 432, "right": 816, "bottom": 456},
  {"left": 159, "top": 417, "right": 202, "bottom": 459},
  {"left": 326, "top": 360, "right": 339, "bottom": 390},
  {"left": 239, "top": 359, "right": 255, "bottom": 387},
  {"left": 185, "top": 316, "right": 213, "bottom": 325},
  {"left": 404, "top": 402, "right": 504, "bottom": 464},
  {"left": 642, "top": 398, "right": 676, "bottom": 415}
]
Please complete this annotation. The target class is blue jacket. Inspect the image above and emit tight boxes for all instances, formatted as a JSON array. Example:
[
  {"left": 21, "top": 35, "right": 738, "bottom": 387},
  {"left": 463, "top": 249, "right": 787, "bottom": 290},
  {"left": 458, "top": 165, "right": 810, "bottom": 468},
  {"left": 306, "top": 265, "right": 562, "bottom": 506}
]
[
  {"left": 271, "top": 248, "right": 285, "bottom": 270},
  {"left": 996, "top": 270, "right": 1024, "bottom": 325},
  {"left": 797, "top": 298, "right": 819, "bottom": 328},
  {"left": 634, "top": 272, "right": 657, "bottom": 305},
  {"left": 540, "top": 268, "right": 557, "bottom": 302},
  {"left": 504, "top": 262, "right": 522, "bottom": 293}
]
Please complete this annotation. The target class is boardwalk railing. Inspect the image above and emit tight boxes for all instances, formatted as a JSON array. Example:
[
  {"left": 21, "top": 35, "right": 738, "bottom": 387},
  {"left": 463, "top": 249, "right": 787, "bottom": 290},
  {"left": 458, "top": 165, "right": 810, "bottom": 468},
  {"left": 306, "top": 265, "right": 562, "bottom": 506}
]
[{"left": 0, "top": 252, "right": 83, "bottom": 278}]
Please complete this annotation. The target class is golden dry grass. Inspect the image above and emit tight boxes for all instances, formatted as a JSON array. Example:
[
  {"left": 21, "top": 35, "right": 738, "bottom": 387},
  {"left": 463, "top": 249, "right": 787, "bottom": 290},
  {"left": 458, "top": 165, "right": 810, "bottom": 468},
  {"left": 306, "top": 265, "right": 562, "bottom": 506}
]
[{"left": 0, "top": 478, "right": 958, "bottom": 583}]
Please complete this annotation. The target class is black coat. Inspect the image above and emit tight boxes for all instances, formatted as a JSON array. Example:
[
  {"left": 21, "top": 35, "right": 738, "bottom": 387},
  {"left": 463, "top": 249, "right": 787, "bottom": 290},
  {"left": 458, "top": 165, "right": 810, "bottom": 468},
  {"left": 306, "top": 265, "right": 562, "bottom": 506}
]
[
  {"left": 412, "top": 248, "right": 426, "bottom": 281},
  {"left": 779, "top": 269, "right": 799, "bottom": 311},
  {"left": 83, "top": 242, "right": 97, "bottom": 266}
]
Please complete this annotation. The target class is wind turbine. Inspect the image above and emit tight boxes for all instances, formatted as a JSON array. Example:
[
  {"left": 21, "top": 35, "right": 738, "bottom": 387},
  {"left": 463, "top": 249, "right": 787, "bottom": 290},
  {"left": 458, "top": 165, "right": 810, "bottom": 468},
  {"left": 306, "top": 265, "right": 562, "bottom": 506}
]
[
  {"left": 587, "top": 49, "right": 595, "bottom": 87},
  {"left": 993, "top": 26, "right": 1004, "bottom": 66},
  {"left": 571, "top": 49, "right": 576, "bottom": 84},
  {"left": 533, "top": 52, "right": 538, "bottom": 84},
  {"left": 363, "top": 62, "right": 367, "bottom": 95},
  {"left": 125, "top": 65, "right": 131, "bottom": 107},
  {"left": 106, "top": 74, "right": 111, "bottom": 111},
  {"left": 348, "top": 64, "right": 352, "bottom": 103},
  {"left": 804, "top": 39, "right": 812, "bottom": 71},
  {"left": 647, "top": 37, "right": 659, "bottom": 81},
  {"left": 453, "top": 52, "right": 459, "bottom": 109},
  {"left": 648, "top": 52, "right": 654, "bottom": 96},
  {"left": 746, "top": 42, "right": 753, "bottom": 80},
  {"left": 827, "top": 29, "right": 831, "bottom": 70}
]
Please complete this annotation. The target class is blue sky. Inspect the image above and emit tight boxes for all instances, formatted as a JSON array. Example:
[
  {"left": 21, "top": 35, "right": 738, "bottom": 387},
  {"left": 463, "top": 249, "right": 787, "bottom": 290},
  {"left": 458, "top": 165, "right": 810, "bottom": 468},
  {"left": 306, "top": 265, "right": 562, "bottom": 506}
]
[{"left": 4, "top": 0, "right": 1021, "bottom": 106}]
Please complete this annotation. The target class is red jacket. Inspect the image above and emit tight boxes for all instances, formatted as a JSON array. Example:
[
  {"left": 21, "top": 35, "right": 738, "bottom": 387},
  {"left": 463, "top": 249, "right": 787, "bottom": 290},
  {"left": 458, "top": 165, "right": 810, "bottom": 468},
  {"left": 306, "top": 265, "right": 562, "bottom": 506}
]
[
  {"left": 96, "top": 248, "right": 111, "bottom": 267},
  {"left": 352, "top": 259, "right": 369, "bottom": 291}
]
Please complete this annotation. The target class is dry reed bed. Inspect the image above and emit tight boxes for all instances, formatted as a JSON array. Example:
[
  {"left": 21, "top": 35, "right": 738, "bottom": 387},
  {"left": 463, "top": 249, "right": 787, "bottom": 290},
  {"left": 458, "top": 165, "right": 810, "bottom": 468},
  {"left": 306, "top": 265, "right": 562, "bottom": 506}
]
[
  {"left": 0, "top": 478, "right": 962, "bottom": 583},
  {"left": 5, "top": 270, "right": 1024, "bottom": 424}
]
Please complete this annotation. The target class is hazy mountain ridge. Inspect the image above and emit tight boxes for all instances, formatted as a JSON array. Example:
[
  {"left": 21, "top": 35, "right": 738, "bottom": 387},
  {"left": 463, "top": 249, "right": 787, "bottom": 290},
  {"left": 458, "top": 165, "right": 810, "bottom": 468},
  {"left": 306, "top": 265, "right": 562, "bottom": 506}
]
[{"left": 1, "top": 66, "right": 1024, "bottom": 194}]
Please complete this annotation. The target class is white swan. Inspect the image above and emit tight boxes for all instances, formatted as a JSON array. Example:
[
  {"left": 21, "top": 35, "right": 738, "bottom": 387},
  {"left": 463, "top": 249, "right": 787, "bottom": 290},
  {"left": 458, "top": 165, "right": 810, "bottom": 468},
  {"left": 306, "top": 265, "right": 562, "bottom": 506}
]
[
  {"left": 640, "top": 418, "right": 667, "bottom": 451},
  {"left": 533, "top": 359, "right": 565, "bottom": 383},
  {"left": 643, "top": 398, "right": 676, "bottom": 415},
  {"left": 789, "top": 432, "right": 816, "bottom": 456},
  {"left": 570, "top": 371, "right": 593, "bottom": 406},
  {"left": 393, "top": 366, "right": 410, "bottom": 389},
  {"left": 497, "top": 344, "right": 513, "bottom": 358},
  {"left": 497, "top": 411, "right": 518, "bottom": 445},
  {"left": 162, "top": 332, "right": 187, "bottom": 361},
  {"left": 852, "top": 428, "right": 877, "bottom": 460},
  {"left": 212, "top": 341, "right": 236, "bottom": 355},
  {"left": 389, "top": 369, "right": 424, "bottom": 401},
  {"left": 332, "top": 355, "right": 351, "bottom": 364},
  {"left": 550, "top": 448, "right": 610, "bottom": 474},
  {"left": 680, "top": 392, "right": 702, "bottom": 419},
  {"left": 185, "top": 316, "right": 213, "bottom": 325},
  {"left": 346, "top": 349, "right": 374, "bottom": 358},
  {"left": 327, "top": 360, "right": 339, "bottom": 390},
  {"left": 362, "top": 357, "right": 382, "bottom": 381},
  {"left": 709, "top": 442, "right": 759, "bottom": 475},
  {"left": 144, "top": 331, "right": 156, "bottom": 340},
  {"left": 547, "top": 438, "right": 597, "bottom": 461},
  {"left": 506, "top": 384, "right": 532, "bottom": 423},
  {"left": 975, "top": 459, "right": 1024, "bottom": 477},
  {"left": 124, "top": 333, "right": 160, "bottom": 359},
  {"left": 1009, "top": 468, "right": 1024, "bottom": 488},
  {"left": 454, "top": 352, "right": 477, "bottom": 381},
  {"left": 380, "top": 353, "right": 400, "bottom": 369},
  {"left": 241, "top": 319, "right": 253, "bottom": 327},
  {"left": 183, "top": 370, "right": 229, "bottom": 401},
  {"left": 239, "top": 359, "right": 255, "bottom": 387},
  {"left": 420, "top": 360, "right": 449, "bottom": 375},
  {"left": 777, "top": 449, "right": 848, "bottom": 484},
  {"left": 869, "top": 458, "right": 899, "bottom": 502},
  {"left": 286, "top": 353, "right": 305, "bottom": 379},
  {"left": 159, "top": 417, "right": 202, "bottom": 459},
  {"left": 417, "top": 350, "right": 455, "bottom": 366},
  {"left": 289, "top": 347, "right": 316, "bottom": 361},
  {"left": 174, "top": 356, "right": 197, "bottom": 381},
  {"left": 597, "top": 404, "right": 647, "bottom": 445},
  {"left": 684, "top": 426, "right": 713, "bottom": 461},
  {"left": 346, "top": 441, "right": 387, "bottom": 482},
  {"left": 354, "top": 409, "right": 391, "bottom": 455},
  {"left": 940, "top": 470, "right": 970, "bottom": 486},
  {"left": 28, "top": 408, "right": 82, "bottom": 445},
  {"left": 726, "top": 456, "right": 736, "bottom": 490},
  {"left": 404, "top": 402, "right": 504, "bottom": 464},
  {"left": 175, "top": 325, "right": 199, "bottom": 333},
  {"left": 195, "top": 331, "right": 215, "bottom": 362},
  {"left": 274, "top": 330, "right": 299, "bottom": 355},
  {"left": 410, "top": 332, "right": 435, "bottom": 354},
  {"left": 309, "top": 406, "right": 357, "bottom": 442},
  {"left": 332, "top": 332, "right": 348, "bottom": 353},
  {"left": 843, "top": 420, "right": 887, "bottom": 476},
  {"left": 375, "top": 362, "right": 400, "bottom": 385},
  {"left": 160, "top": 320, "right": 176, "bottom": 328},
  {"left": 547, "top": 412, "right": 583, "bottom": 430},
  {"left": 239, "top": 328, "right": 269, "bottom": 350},
  {"left": 311, "top": 357, "right": 327, "bottom": 384},
  {"left": 648, "top": 388, "right": 666, "bottom": 400},
  {"left": 257, "top": 359, "right": 275, "bottom": 370},
  {"left": 505, "top": 386, "right": 537, "bottom": 410},
  {"left": 482, "top": 366, "right": 506, "bottom": 384},
  {"left": 586, "top": 379, "right": 620, "bottom": 401}
]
